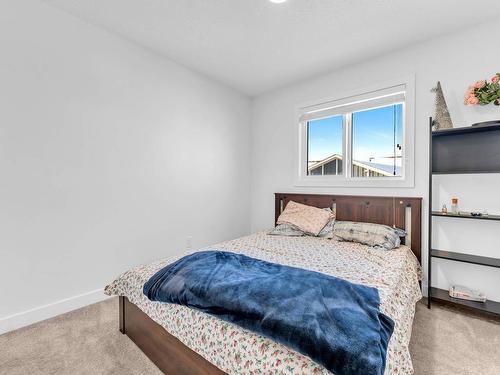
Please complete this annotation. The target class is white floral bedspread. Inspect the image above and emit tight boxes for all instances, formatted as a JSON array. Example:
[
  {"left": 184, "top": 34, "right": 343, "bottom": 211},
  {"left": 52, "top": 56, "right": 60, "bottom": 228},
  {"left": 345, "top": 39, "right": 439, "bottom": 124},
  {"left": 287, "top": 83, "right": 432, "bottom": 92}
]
[{"left": 105, "top": 231, "right": 422, "bottom": 374}]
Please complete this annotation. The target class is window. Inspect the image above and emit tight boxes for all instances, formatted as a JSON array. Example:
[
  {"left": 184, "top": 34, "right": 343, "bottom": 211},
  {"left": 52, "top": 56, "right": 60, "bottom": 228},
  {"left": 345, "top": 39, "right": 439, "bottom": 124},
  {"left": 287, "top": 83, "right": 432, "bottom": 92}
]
[
  {"left": 296, "top": 80, "right": 414, "bottom": 187},
  {"left": 351, "top": 104, "right": 403, "bottom": 177},
  {"left": 307, "top": 116, "right": 343, "bottom": 176}
]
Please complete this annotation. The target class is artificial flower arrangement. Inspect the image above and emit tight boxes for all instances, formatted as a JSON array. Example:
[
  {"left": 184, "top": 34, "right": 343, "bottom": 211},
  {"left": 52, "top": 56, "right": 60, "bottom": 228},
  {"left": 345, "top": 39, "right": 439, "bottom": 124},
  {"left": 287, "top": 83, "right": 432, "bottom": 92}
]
[{"left": 464, "top": 73, "right": 500, "bottom": 106}]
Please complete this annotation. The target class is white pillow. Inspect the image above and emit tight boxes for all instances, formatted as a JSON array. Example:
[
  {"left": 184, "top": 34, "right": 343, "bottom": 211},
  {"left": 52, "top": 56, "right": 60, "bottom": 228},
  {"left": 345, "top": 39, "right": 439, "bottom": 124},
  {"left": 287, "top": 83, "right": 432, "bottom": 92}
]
[{"left": 277, "top": 201, "right": 333, "bottom": 236}]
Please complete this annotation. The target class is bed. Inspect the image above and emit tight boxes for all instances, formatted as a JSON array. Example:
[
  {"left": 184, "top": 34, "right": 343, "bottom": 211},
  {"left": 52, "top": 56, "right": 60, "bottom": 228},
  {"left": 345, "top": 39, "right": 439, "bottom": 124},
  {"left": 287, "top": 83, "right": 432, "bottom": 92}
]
[{"left": 105, "top": 193, "right": 422, "bottom": 374}]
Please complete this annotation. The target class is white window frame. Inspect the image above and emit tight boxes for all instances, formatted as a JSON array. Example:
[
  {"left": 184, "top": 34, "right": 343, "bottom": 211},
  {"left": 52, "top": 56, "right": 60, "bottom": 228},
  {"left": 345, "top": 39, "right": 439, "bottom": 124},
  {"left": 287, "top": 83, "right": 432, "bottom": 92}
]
[{"left": 294, "top": 75, "right": 415, "bottom": 188}]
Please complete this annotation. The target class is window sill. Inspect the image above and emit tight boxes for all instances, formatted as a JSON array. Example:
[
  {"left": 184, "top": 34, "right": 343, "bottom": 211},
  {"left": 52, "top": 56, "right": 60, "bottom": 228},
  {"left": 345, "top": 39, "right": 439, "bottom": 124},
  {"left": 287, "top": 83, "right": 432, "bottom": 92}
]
[{"left": 294, "top": 176, "right": 414, "bottom": 188}]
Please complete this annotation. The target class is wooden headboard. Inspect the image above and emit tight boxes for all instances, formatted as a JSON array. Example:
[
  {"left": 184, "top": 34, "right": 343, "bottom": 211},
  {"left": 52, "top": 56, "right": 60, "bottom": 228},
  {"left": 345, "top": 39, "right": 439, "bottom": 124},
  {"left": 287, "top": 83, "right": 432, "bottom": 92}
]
[{"left": 275, "top": 193, "right": 422, "bottom": 263}]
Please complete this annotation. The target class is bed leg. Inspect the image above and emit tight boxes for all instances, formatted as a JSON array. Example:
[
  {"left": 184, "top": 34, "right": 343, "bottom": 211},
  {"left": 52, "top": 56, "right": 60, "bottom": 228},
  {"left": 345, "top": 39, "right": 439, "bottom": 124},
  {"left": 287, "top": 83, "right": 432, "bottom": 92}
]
[{"left": 119, "top": 296, "right": 126, "bottom": 334}]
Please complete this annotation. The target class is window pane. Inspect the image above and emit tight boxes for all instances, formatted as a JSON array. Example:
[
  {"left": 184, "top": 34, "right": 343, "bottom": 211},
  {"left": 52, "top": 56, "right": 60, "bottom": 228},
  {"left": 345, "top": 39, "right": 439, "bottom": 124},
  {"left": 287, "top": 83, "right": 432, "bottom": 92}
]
[
  {"left": 352, "top": 104, "right": 403, "bottom": 178},
  {"left": 307, "top": 116, "right": 343, "bottom": 176}
]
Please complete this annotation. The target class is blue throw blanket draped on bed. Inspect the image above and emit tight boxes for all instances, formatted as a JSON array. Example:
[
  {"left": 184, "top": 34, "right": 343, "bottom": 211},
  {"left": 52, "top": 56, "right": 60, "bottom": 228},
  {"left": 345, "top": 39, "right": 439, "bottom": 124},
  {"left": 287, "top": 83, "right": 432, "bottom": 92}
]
[{"left": 143, "top": 250, "right": 394, "bottom": 375}]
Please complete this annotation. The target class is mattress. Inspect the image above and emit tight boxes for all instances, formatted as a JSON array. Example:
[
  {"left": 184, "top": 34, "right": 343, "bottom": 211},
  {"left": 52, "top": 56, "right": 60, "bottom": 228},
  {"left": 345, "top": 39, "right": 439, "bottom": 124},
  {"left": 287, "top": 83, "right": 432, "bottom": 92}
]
[{"left": 105, "top": 231, "right": 422, "bottom": 374}]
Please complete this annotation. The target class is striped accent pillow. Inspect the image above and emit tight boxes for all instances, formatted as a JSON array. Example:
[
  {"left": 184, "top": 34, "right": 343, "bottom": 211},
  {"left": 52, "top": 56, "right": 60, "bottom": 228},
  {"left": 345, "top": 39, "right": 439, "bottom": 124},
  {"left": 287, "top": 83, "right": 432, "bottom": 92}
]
[{"left": 333, "top": 221, "right": 405, "bottom": 250}]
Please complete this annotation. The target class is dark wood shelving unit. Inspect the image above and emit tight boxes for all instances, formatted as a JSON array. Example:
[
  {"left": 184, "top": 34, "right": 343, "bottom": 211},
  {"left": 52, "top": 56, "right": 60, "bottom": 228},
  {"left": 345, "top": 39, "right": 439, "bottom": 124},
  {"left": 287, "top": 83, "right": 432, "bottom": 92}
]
[
  {"left": 431, "top": 249, "right": 500, "bottom": 269},
  {"left": 432, "top": 170, "right": 500, "bottom": 175},
  {"left": 432, "top": 121, "right": 500, "bottom": 174},
  {"left": 428, "top": 118, "right": 500, "bottom": 316},
  {"left": 431, "top": 211, "right": 500, "bottom": 221},
  {"left": 430, "top": 287, "right": 500, "bottom": 316},
  {"left": 432, "top": 122, "right": 500, "bottom": 136}
]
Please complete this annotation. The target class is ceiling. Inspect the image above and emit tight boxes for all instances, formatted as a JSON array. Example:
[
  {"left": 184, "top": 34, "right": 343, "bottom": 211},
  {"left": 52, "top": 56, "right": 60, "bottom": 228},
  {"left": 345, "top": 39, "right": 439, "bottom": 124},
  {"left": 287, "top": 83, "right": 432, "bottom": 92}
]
[{"left": 44, "top": 0, "right": 500, "bottom": 96}]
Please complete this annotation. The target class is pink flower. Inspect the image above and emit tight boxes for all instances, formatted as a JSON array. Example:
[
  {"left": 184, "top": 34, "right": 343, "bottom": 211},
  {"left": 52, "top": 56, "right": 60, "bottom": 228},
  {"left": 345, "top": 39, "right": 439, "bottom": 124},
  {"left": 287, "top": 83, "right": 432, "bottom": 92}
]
[
  {"left": 466, "top": 94, "right": 479, "bottom": 105},
  {"left": 464, "top": 91, "right": 479, "bottom": 105},
  {"left": 464, "top": 89, "right": 477, "bottom": 104},
  {"left": 474, "top": 80, "right": 486, "bottom": 89},
  {"left": 492, "top": 75, "right": 500, "bottom": 84}
]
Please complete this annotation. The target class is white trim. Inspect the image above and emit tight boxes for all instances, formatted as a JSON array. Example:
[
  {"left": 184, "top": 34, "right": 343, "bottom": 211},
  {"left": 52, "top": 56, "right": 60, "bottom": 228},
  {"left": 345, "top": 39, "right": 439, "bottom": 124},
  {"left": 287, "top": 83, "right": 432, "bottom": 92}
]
[
  {"left": 294, "top": 74, "right": 415, "bottom": 188},
  {"left": 0, "top": 289, "right": 109, "bottom": 335},
  {"left": 299, "top": 87, "right": 405, "bottom": 122}
]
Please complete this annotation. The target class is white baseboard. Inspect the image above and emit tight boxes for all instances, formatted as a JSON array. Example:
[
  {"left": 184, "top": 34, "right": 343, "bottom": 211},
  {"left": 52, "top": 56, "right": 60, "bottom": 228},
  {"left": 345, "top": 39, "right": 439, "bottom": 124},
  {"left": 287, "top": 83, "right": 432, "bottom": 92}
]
[{"left": 0, "top": 289, "right": 110, "bottom": 335}]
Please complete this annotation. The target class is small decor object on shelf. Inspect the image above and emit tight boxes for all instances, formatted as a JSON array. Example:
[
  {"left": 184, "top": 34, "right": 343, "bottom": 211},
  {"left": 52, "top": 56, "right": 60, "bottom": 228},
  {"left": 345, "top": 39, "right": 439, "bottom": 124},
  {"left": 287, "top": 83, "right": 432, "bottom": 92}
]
[
  {"left": 431, "top": 81, "right": 454, "bottom": 130},
  {"left": 451, "top": 197, "right": 459, "bottom": 214},
  {"left": 449, "top": 285, "right": 487, "bottom": 303},
  {"left": 441, "top": 204, "right": 448, "bottom": 214},
  {"left": 464, "top": 73, "right": 500, "bottom": 106}
]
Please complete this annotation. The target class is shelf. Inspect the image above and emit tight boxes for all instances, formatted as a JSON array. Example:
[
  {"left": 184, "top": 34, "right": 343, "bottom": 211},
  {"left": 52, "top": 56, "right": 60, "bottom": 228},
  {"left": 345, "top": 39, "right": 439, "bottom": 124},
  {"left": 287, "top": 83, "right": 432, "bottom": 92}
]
[
  {"left": 431, "top": 249, "right": 500, "bottom": 268},
  {"left": 430, "top": 287, "right": 500, "bottom": 316},
  {"left": 431, "top": 211, "right": 500, "bottom": 221},
  {"left": 432, "top": 122, "right": 500, "bottom": 137},
  {"left": 428, "top": 118, "right": 500, "bottom": 317},
  {"left": 432, "top": 170, "right": 500, "bottom": 175},
  {"left": 431, "top": 123, "right": 500, "bottom": 174}
]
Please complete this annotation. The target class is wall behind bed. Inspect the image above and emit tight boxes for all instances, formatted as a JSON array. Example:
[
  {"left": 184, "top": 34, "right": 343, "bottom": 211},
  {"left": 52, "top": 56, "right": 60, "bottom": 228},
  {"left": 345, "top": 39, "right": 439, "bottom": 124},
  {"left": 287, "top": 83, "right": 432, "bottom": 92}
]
[
  {"left": 0, "top": 0, "right": 251, "bottom": 333},
  {"left": 250, "top": 20, "right": 500, "bottom": 301}
]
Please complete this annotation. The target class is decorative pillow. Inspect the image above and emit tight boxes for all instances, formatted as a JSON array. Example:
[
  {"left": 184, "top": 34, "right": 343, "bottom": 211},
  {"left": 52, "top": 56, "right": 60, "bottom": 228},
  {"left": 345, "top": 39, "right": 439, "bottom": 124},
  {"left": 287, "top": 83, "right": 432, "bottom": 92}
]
[
  {"left": 317, "top": 219, "right": 336, "bottom": 239},
  {"left": 269, "top": 208, "right": 336, "bottom": 238},
  {"left": 392, "top": 227, "right": 407, "bottom": 238},
  {"left": 333, "top": 221, "right": 404, "bottom": 250},
  {"left": 268, "top": 223, "right": 305, "bottom": 237},
  {"left": 317, "top": 208, "right": 336, "bottom": 238},
  {"left": 277, "top": 201, "right": 332, "bottom": 236}
]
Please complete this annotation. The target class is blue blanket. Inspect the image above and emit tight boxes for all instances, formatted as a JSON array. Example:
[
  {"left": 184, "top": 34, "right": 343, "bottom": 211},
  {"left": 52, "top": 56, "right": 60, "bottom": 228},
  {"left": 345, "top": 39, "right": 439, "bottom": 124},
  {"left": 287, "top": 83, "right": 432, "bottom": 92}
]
[{"left": 143, "top": 251, "right": 394, "bottom": 375}]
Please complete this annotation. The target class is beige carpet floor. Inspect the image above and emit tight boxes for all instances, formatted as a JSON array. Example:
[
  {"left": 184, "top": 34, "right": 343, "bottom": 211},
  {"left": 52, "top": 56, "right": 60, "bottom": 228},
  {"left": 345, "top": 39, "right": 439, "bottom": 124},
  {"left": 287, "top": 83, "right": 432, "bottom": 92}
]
[{"left": 1, "top": 298, "right": 499, "bottom": 375}]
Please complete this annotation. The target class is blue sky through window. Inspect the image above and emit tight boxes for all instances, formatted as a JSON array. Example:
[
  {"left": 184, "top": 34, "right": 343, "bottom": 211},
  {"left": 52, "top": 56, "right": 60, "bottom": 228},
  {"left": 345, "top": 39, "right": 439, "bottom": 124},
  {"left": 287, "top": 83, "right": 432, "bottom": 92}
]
[
  {"left": 307, "top": 115, "right": 343, "bottom": 162},
  {"left": 307, "top": 104, "right": 403, "bottom": 169}
]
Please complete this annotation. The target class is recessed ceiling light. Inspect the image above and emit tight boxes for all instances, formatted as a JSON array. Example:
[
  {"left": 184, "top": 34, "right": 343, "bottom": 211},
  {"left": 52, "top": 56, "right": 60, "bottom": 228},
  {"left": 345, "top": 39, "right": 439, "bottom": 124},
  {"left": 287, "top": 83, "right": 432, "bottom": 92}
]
[{"left": 269, "top": 0, "right": 288, "bottom": 3}]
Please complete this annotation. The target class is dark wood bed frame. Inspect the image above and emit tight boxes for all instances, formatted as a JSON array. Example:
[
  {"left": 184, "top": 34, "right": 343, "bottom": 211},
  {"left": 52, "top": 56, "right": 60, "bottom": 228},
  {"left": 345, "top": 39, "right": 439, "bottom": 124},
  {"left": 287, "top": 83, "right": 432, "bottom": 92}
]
[{"left": 119, "top": 193, "right": 422, "bottom": 374}]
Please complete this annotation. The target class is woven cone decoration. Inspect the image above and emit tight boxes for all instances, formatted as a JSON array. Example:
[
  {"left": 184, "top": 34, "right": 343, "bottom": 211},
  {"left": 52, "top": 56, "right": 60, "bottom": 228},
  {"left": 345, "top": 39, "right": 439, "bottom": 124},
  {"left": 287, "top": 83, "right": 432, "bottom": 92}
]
[{"left": 432, "top": 81, "right": 453, "bottom": 130}]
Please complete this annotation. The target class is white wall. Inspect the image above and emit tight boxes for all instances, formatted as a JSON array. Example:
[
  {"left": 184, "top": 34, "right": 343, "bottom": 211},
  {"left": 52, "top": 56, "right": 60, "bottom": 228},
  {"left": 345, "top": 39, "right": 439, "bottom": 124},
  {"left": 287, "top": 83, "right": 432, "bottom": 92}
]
[
  {"left": 250, "top": 20, "right": 500, "bottom": 300},
  {"left": 0, "top": 0, "right": 251, "bottom": 333}
]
